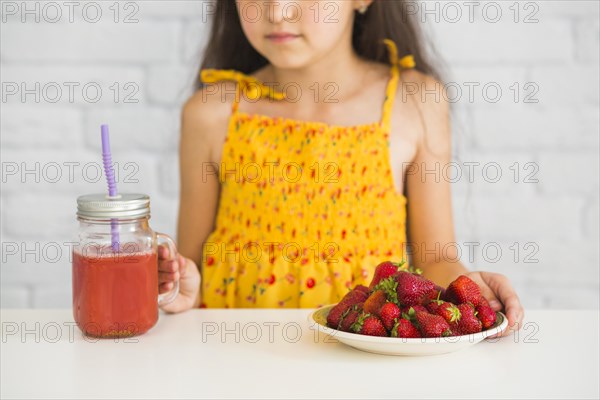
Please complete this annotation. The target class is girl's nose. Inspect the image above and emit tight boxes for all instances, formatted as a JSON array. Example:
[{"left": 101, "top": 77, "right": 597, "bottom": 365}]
[{"left": 265, "top": 0, "right": 300, "bottom": 24}]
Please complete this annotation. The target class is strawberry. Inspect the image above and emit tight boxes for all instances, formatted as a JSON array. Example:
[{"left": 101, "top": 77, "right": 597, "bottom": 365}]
[
  {"left": 379, "top": 302, "right": 401, "bottom": 331},
  {"left": 402, "top": 305, "right": 426, "bottom": 316},
  {"left": 446, "top": 275, "right": 481, "bottom": 306},
  {"left": 373, "top": 276, "right": 399, "bottom": 305},
  {"left": 425, "top": 301, "right": 440, "bottom": 314},
  {"left": 351, "top": 313, "right": 388, "bottom": 337},
  {"left": 478, "top": 295, "right": 490, "bottom": 307},
  {"left": 435, "top": 302, "right": 461, "bottom": 324},
  {"left": 422, "top": 285, "right": 445, "bottom": 304},
  {"left": 448, "top": 321, "right": 461, "bottom": 336},
  {"left": 395, "top": 271, "right": 436, "bottom": 306},
  {"left": 338, "top": 304, "right": 362, "bottom": 332},
  {"left": 327, "top": 303, "right": 351, "bottom": 329},
  {"left": 363, "top": 290, "right": 387, "bottom": 315},
  {"left": 354, "top": 284, "right": 370, "bottom": 294},
  {"left": 456, "top": 303, "right": 482, "bottom": 334},
  {"left": 369, "top": 260, "right": 405, "bottom": 289},
  {"left": 326, "top": 289, "right": 368, "bottom": 328},
  {"left": 413, "top": 305, "right": 427, "bottom": 313},
  {"left": 476, "top": 302, "right": 497, "bottom": 329},
  {"left": 415, "top": 311, "right": 452, "bottom": 338},
  {"left": 400, "top": 306, "right": 417, "bottom": 322},
  {"left": 336, "top": 289, "right": 367, "bottom": 307},
  {"left": 435, "top": 285, "right": 447, "bottom": 300},
  {"left": 391, "top": 319, "right": 421, "bottom": 338},
  {"left": 425, "top": 288, "right": 450, "bottom": 314}
]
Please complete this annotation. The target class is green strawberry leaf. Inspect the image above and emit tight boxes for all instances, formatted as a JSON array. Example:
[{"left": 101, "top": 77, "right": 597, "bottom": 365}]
[
  {"left": 401, "top": 307, "right": 417, "bottom": 322},
  {"left": 449, "top": 305, "right": 462, "bottom": 323},
  {"left": 390, "top": 319, "right": 400, "bottom": 337},
  {"left": 373, "top": 277, "right": 399, "bottom": 305},
  {"left": 350, "top": 312, "right": 370, "bottom": 333}
]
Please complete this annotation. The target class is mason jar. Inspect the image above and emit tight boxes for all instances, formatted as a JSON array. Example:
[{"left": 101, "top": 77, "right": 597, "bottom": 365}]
[{"left": 72, "top": 193, "right": 179, "bottom": 338}]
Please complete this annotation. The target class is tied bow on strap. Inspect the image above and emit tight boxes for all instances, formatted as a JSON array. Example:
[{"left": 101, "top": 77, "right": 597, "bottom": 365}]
[
  {"left": 383, "top": 39, "right": 416, "bottom": 69},
  {"left": 200, "top": 69, "right": 286, "bottom": 101}
]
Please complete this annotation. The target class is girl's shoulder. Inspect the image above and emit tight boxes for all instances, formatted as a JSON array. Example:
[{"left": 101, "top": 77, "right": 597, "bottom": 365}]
[
  {"left": 362, "top": 59, "right": 447, "bottom": 117},
  {"left": 396, "top": 67, "right": 449, "bottom": 114},
  {"left": 401, "top": 67, "right": 448, "bottom": 106},
  {"left": 181, "top": 80, "right": 237, "bottom": 151},
  {"left": 391, "top": 68, "right": 450, "bottom": 151},
  {"left": 184, "top": 79, "right": 237, "bottom": 120}
]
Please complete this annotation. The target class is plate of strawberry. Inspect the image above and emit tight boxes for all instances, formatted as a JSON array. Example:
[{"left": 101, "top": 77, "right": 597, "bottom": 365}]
[{"left": 309, "top": 261, "right": 508, "bottom": 356}]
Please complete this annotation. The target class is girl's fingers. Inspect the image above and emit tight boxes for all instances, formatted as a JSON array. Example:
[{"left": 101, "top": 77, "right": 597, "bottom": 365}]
[
  {"left": 497, "top": 288, "right": 522, "bottom": 330},
  {"left": 158, "top": 259, "right": 179, "bottom": 273},
  {"left": 159, "top": 282, "right": 174, "bottom": 294},
  {"left": 488, "top": 299, "right": 502, "bottom": 311},
  {"left": 499, "top": 307, "right": 523, "bottom": 338},
  {"left": 157, "top": 244, "right": 168, "bottom": 260},
  {"left": 178, "top": 255, "right": 188, "bottom": 277},
  {"left": 484, "top": 273, "right": 524, "bottom": 334},
  {"left": 159, "top": 270, "right": 179, "bottom": 284},
  {"left": 478, "top": 283, "right": 501, "bottom": 311}
]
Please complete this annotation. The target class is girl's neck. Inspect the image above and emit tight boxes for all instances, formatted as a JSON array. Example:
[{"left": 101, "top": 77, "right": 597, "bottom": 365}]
[{"left": 264, "top": 39, "right": 368, "bottom": 103}]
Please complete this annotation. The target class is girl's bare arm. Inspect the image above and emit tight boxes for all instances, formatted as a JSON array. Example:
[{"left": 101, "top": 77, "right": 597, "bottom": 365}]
[
  {"left": 404, "top": 73, "right": 466, "bottom": 286},
  {"left": 177, "top": 92, "right": 224, "bottom": 267},
  {"left": 404, "top": 73, "right": 523, "bottom": 333},
  {"left": 160, "top": 87, "right": 230, "bottom": 313}
]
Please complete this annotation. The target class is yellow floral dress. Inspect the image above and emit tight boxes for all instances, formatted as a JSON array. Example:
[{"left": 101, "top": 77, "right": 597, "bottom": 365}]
[{"left": 199, "top": 40, "right": 415, "bottom": 308}]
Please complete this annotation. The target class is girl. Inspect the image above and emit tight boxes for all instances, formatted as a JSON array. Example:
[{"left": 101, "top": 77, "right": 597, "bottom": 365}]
[{"left": 158, "top": 0, "right": 524, "bottom": 333}]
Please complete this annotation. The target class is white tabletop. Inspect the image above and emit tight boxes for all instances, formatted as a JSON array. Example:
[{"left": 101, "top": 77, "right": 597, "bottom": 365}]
[{"left": 1, "top": 309, "right": 598, "bottom": 399}]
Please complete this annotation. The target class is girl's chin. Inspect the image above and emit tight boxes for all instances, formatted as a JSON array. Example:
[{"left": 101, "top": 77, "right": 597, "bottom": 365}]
[
  {"left": 258, "top": 48, "right": 316, "bottom": 71},
  {"left": 265, "top": 56, "right": 316, "bottom": 71}
]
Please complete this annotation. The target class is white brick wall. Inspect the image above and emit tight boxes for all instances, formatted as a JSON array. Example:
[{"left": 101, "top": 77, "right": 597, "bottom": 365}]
[{"left": 1, "top": 1, "right": 598, "bottom": 309}]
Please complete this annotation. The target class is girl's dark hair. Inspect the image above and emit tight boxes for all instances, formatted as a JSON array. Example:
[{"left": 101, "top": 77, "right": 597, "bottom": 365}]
[{"left": 199, "top": 0, "right": 441, "bottom": 86}]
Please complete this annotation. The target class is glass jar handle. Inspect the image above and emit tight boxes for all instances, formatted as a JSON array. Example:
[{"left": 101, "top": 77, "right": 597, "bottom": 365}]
[{"left": 156, "top": 232, "right": 180, "bottom": 306}]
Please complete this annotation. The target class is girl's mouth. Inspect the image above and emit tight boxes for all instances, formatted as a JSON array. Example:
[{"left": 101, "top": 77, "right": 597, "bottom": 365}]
[{"left": 265, "top": 32, "right": 301, "bottom": 44}]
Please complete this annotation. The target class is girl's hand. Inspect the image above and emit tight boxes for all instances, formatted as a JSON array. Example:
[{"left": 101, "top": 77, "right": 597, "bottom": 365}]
[
  {"left": 158, "top": 244, "right": 201, "bottom": 313},
  {"left": 465, "top": 271, "right": 524, "bottom": 337}
]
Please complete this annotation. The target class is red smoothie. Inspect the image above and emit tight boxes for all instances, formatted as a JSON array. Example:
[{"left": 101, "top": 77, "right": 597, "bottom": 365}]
[{"left": 72, "top": 250, "right": 158, "bottom": 338}]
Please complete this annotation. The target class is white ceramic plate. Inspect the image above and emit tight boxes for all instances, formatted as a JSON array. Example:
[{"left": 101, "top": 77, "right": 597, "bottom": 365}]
[{"left": 309, "top": 305, "right": 508, "bottom": 356}]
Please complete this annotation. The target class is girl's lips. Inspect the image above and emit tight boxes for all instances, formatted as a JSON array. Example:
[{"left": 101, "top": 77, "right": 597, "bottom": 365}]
[{"left": 265, "top": 33, "right": 301, "bottom": 43}]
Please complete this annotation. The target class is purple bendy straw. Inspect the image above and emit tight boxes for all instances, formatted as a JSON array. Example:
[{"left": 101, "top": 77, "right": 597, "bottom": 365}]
[{"left": 100, "top": 124, "right": 120, "bottom": 252}]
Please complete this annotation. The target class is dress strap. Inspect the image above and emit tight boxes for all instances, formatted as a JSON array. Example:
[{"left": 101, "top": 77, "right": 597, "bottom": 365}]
[
  {"left": 381, "top": 39, "right": 416, "bottom": 130},
  {"left": 200, "top": 69, "right": 286, "bottom": 113}
]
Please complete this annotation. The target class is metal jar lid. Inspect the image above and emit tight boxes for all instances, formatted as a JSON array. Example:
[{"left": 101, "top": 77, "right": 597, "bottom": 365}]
[{"left": 77, "top": 193, "right": 150, "bottom": 220}]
